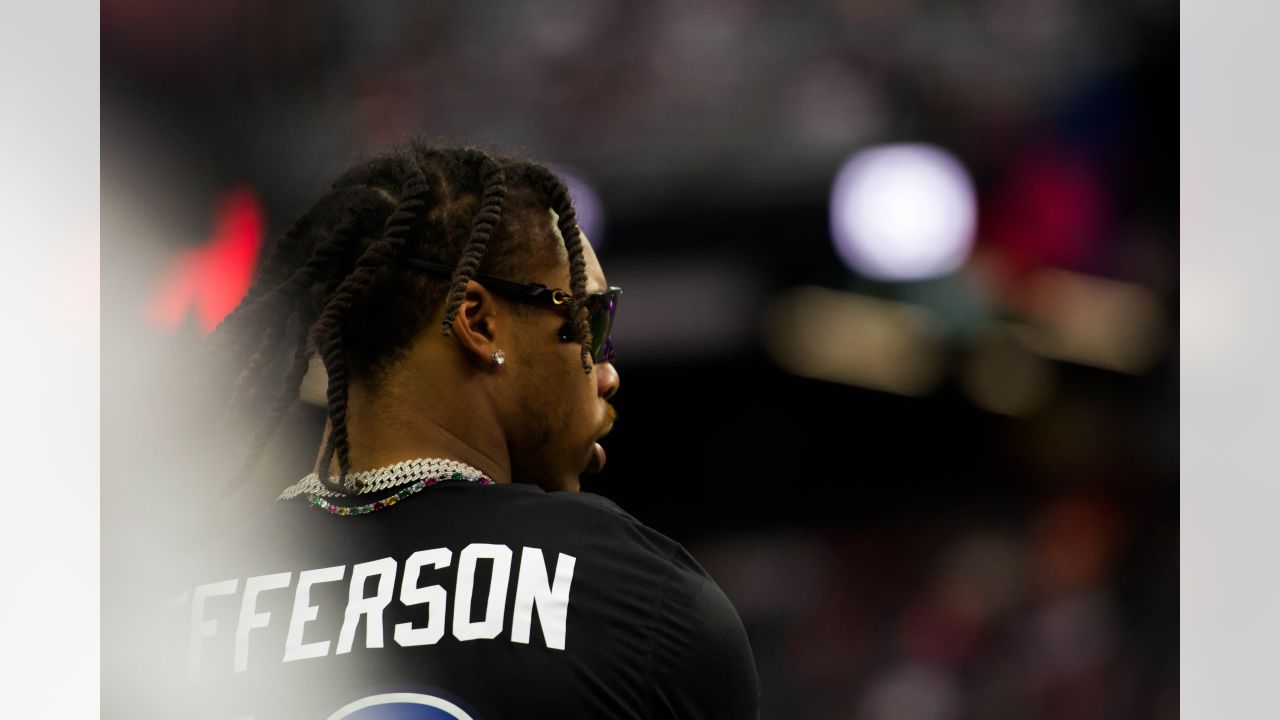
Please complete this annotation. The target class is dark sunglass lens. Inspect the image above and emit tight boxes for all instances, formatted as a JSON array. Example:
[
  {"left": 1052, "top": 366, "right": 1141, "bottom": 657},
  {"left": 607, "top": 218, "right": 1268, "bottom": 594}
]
[
  {"left": 589, "top": 296, "right": 616, "bottom": 361},
  {"left": 591, "top": 310, "right": 606, "bottom": 347}
]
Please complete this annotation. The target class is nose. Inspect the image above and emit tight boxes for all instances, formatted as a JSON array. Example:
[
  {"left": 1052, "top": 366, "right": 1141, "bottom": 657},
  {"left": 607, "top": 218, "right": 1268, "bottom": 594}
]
[{"left": 596, "top": 359, "right": 620, "bottom": 401}]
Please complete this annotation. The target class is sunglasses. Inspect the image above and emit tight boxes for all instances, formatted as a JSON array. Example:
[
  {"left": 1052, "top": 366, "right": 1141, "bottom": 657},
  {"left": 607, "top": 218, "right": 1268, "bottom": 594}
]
[{"left": 402, "top": 258, "right": 621, "bottom": 363}]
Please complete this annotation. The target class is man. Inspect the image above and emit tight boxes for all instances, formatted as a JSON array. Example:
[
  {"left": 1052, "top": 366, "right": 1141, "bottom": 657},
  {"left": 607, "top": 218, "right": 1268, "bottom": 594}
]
[{"left": 170, "top": 145, "right": 760, "bottom": 719}]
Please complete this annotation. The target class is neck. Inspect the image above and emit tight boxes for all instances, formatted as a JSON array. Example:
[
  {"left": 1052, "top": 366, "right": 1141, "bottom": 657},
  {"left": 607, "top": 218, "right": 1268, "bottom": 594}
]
[{"left": 316, "top": 379, "right": 513, "bottom": 485}]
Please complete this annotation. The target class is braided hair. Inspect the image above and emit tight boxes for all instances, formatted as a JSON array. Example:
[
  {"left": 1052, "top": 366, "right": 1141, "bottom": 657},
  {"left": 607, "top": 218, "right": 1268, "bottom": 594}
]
[{"left": 198, "top": 143, "right": 596, "bottom": 494}]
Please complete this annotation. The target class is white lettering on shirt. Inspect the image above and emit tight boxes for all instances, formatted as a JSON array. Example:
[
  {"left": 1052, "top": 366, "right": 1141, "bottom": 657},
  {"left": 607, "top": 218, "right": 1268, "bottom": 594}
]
[
  {"left": 451, "top": 543, "right": 513, "bottom": 642},
  {"left": 511, "top": 547, "right": 576, "bottom": 650},
  {"left": 336, "top": 557, "right": 397, "bottom": 654},
  {"left": 282, "top": 565, "right": 345, "bottom": 663},
  {"left": 234, "top": 572, "right": 292, "bottom": 673},
  {"left": 189, "top": 542, "right": 576, "bottom": 676},
  {"left": 394, "top": 548, "right": 453, "bottom": 647},
  {"left": 189, "top": 579, "right": 239, "bottom": 683}
]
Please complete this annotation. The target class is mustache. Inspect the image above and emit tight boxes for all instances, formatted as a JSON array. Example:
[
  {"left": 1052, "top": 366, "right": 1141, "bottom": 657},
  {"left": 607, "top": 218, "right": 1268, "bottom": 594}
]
[{"left": 599, "top": 403, "right": 619, "bottom": 438}]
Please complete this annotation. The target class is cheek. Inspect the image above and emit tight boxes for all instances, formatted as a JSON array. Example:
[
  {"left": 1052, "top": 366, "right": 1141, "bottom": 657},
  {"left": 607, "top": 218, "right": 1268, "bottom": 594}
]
[
  {"left": 547, "top": 371, "right": 598, "bottom": 448},
  {"left": 515, "top": 360, "right": 583, "bottom": 435},
  {"left": 523, "top": 398, "right": 557, "bottom": 447}
]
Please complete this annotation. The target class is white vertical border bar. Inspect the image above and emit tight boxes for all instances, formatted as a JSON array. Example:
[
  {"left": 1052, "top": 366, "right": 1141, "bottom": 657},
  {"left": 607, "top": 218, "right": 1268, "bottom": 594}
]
[
  {"left": 0, "top": 0, "right": 100, "bottom": 715},
  {"left": 1182, "top": 1, "right": 1280, "bottom": 718}
]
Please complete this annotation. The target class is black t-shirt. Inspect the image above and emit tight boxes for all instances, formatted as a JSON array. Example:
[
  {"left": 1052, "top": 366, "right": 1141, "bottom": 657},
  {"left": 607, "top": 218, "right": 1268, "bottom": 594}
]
[{"left": 171, "top": 479, "right": 760, "bottom": 719}]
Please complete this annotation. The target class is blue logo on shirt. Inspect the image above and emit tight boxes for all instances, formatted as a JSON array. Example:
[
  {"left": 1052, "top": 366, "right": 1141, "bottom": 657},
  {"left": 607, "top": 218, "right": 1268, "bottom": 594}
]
[{"left": 326, "top": 692, "right": 481, "bottom": 720}]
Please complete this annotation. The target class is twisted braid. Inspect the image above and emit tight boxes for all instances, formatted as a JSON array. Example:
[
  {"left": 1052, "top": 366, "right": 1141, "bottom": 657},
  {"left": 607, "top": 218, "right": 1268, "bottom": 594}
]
[
  {"left": 220, "top": 207, "right": 377, "bottom": 486},
  {"left": 442, "top": 151, "right": 507, "bottom": 335},
  {"left": 189, "top": 144, "right": 597, "bottom": 497},
  {"left": 221, "top": 322, "right": 286, "bottom": 426},
  {"left": 309, "top": 163, "right": 430, "bottom": 491},
  {"left": 529, "top": 165, "right": 593, "bottom": 372},
  {"left": 203, "top": 187, "right": 388, "bottom": 384},
  {"left": 169, "top": 209, "right": 317, "bottom": 390},
  {"left": 212, "top": 213, "right": 368, "bottom": 432},
  {"left": 213, "top": 179, "right": 398, "bottom": 489},
  {"left": 230, "top": 303, "right": 318, "bottom": 490}
]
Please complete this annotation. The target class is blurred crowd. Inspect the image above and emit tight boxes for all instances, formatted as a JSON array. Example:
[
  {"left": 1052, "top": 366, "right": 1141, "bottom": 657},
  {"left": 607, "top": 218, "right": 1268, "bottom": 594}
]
[{"left": 699, "top": 493, "right": 1177, "bottom": 720}]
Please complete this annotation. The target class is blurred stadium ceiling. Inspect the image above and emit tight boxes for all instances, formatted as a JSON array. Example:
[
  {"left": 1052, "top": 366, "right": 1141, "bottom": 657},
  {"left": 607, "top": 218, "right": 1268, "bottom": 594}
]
[
  {"left": 103, "top": 0, "right": 1176, "bottom": 414},
  {"left": 102, "top": 0, "right": 1175, "bottom": 216}
]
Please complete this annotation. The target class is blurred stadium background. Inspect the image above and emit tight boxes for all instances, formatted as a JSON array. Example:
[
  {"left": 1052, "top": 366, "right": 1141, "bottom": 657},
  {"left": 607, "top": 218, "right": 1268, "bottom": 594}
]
[{"left": 102, "top": 2, "right": 1177, "bottom": 718}]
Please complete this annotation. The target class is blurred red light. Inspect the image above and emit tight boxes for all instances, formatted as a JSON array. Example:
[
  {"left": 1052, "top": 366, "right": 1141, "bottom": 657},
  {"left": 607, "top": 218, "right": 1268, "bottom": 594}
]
[
  {"left": 986, "top": 147, "right": 1107, "bottom": 273},
  {"left": 146, "top": 187, "right": 264, "bottom": 335}
]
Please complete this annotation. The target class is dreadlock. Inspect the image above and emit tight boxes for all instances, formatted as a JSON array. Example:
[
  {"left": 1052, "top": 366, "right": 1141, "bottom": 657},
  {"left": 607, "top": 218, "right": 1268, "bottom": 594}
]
[
  {"left": 525, "top": 163, "right": 594, "bottom": 372},
  {"left": 308, "top": 162, "right": 431, "bottom": 491},
  {"left": 198, "top": 143, "right": 596, "bottom": 495},
  {"left": 442, "top": 149, "right": 507, "bottom": 336}
]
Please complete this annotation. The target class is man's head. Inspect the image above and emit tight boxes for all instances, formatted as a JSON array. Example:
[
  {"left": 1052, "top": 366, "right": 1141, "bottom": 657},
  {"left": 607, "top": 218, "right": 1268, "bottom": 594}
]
[
  {"left": 456, "top": 217, "right": 620, "bottom": 491},
  {"left": 206, "top": 143, "right": 619, "bottom": 492}
]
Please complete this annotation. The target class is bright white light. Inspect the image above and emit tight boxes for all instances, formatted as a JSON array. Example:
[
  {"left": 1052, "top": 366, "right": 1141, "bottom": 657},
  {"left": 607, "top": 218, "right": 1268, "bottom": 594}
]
[{"left": 830, "top": 143, "right": 976, "bottom": 281}]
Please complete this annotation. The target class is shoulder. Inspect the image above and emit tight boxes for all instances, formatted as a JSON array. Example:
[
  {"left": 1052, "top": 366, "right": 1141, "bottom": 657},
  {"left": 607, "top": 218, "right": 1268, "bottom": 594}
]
[
  {"left": 539, "top": 488, "right": 650, "bottom": 530},
  {"left": 646, "top": 559, "right": 762, "bottom": 719},
  {"left": 532, "top": 492, "right": 760, "bottom": 718},
  {"left": 501, "top": 481, "right": 637, "bottom": 520},
  {"left": 482, "top": 486, "right": 690, "bottom": 560},
  {"left": 559, "top": 492, "right": 718, "bottom": 580}
]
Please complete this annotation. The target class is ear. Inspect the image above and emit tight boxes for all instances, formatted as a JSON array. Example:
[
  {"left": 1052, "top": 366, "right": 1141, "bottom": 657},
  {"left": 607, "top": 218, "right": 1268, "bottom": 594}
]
[{"left": 448, "top": 279, "right": 506, "bottom": 366}]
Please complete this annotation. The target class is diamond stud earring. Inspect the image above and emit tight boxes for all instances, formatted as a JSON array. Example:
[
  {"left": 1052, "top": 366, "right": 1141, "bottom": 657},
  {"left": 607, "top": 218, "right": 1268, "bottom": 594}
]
[{"left": 491, "top": 349, "right": 506, "bottom": 366}]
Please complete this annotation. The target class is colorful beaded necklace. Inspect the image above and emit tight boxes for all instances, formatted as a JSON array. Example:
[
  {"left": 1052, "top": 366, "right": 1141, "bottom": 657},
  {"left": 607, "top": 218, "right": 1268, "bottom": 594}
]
[{"left": 277, "top": 457, "right": 494, "bottom": 516}]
